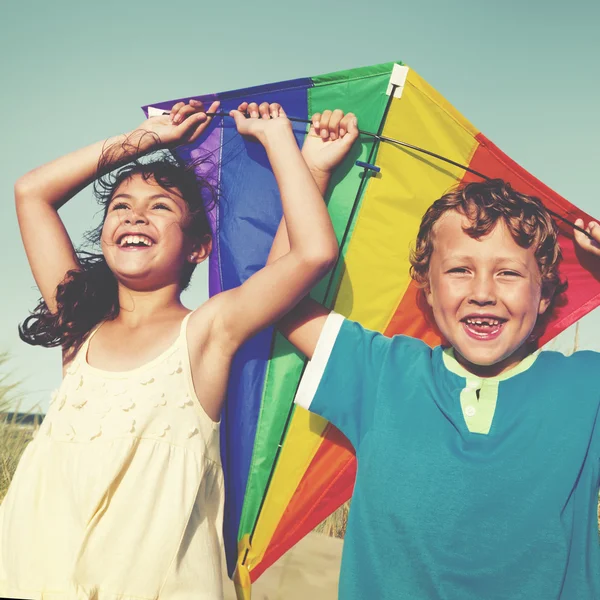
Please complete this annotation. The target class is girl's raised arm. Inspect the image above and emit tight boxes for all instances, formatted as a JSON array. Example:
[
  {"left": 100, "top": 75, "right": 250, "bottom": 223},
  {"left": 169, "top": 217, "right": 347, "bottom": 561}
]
[
  {"left": 203, "top": 103, "right": 357, "bottom": 354},
  {"left": 14, "top": 100, "right": 219, "bottom": 314}
]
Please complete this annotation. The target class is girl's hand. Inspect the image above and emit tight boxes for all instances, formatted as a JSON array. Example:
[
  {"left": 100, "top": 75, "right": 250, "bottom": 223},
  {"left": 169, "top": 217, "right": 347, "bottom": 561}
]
[
  {"left": 138, "top": 99, "right": 220, "bottom": 148},
  {"left": 574, "top": 218, "right": 600, "bottom": 257},
  {"left": 301, "top": 110, "right": 359, "bottom": 176},
  {"left": 230, "top": 102, "right": 292, "bottom": 144}
]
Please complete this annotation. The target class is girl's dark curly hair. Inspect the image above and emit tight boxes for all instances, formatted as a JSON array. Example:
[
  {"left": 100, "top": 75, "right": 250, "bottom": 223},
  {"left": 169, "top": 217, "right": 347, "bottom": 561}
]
[
  {"left": 19, "top": 134, "right": 217, "bottom": 358},
  {"left": 409, "top": 178, "right": 568, "bottom": 339}
]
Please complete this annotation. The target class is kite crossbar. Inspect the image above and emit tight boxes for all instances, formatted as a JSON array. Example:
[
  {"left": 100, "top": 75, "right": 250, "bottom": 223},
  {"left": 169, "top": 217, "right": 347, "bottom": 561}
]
[{"left": 155, "top": 109, "right": 593, "bottom": 239}]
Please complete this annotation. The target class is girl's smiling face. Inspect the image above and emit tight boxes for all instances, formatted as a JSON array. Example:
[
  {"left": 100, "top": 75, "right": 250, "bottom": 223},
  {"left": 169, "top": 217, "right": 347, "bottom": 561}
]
[
  {"left": 101, "top": 174, "right": 199, "bottom": 290},
  {"left": 426, "top": 210, "right": 550, "bottom": 377}
]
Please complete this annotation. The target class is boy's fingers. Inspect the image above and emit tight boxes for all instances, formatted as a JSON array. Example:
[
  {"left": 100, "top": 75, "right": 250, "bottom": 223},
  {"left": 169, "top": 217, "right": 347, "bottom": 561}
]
[
  {"left": 574, "top": 218, "right": 587, "bottom": 247},
  {"left": 310, "top": 112, "right": 322, "bottom": 135},
  {"left": 319, "top": 110, "right": 332, "bottom": 139},
  {"left": 238, "top": 101, "right": 249, "bottom": 113},
  {"left": 247, "top": 102, "right": 260, "bottom": 118},
  {"left": 328, "top": 109, "right": 344, "bottom": 141},
  {"left": 340, "top": 112, "right": 357, "bottom": 138}
]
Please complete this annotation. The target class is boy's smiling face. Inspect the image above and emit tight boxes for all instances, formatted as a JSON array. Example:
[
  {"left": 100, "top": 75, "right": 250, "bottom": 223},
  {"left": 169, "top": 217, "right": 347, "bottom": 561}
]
[{"left": 426, "top": 210, "right": 550, "bottom": 377}]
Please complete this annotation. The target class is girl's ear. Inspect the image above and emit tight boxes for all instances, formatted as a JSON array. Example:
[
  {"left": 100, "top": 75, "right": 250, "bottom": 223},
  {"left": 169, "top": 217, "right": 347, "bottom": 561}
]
[{"left": 187, "top": 235, "right": 212, "bottom": 264}]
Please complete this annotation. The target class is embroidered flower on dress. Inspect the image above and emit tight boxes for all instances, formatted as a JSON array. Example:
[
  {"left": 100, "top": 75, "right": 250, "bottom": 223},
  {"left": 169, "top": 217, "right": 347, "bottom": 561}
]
[
  {"left": 177, "top": 394, "right": 193, "bottom": 409},
  {"left": 90, "top": 400, "right": 111, "bottom": 418},
  {"left": 89, "top": 425, "right": 102, "bottom": 440},
  {"left": 152, "top": 393, "right": 167, "bottom": 408},
  {"left": 140, "top": 377, "right": 155, "bottom": 385},
  {"left": 57, "top": 394, "right": 67, "bottom": 411},
  {"left": 168, "top": 362, "right": 183, "bottom": 376},
  {"left": 121, "top": 399, "right": 135, "bottom": 412},
  {"left": 155, "top": 423, "right": 170, "bottom": 438},
  {"left": 71, "top": 398, "right": 88, "bottom": 409},
  {"left": 76, "top": 375, "right": 84, "bottom": 390},
  {"left": 188, "top": 426, "right": 199, "bottom": 438},
  {"left": 63, "top": 425, "right": 75, "bottom": 441},
  {"left": 128, "top": 418, "right": 136, "bottom": 434},
  {"left": 111, "top": 383, "right": 128, "bottom": 397}
]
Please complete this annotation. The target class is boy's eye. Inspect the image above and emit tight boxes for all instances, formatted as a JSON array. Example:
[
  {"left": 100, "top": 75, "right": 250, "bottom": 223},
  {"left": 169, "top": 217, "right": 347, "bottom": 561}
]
[
  {"left": 499, "top": 270, "right": 521, "bottom": 277},
  {"left": 447, "top": 267, "right": 469, "bottom": 274}
]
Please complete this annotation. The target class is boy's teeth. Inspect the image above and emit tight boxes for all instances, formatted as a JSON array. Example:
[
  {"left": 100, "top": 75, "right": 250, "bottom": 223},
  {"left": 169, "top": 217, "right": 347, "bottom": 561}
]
[{"left": 465, "top": 318, "right": 500, "bottom": 326}]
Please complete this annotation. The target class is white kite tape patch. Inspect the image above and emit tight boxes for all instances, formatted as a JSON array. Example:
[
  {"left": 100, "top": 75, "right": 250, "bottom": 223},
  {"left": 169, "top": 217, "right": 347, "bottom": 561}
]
[{"left": 386, "top": 64, "right": 410, "bottom": 99}]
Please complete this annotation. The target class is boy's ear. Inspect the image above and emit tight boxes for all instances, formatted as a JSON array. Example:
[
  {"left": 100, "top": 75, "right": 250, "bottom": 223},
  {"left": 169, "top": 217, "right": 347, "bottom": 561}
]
[
  {"left": 537, "top": 294, "right": 551, "bottom": 316},
  {"left": 425, "top": 285, "right": 433, "bottom": 308}
]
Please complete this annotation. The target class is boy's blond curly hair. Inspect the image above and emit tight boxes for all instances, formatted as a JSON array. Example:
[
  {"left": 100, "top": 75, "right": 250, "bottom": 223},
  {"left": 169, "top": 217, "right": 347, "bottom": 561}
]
[{"left": 409, "top": 179, "right": 567, "bottom": 308}]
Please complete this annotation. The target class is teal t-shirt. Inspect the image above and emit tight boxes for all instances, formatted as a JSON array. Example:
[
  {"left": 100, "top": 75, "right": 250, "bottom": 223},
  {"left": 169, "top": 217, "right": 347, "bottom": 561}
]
[{"left": 295, "top": 314, "right": 600, "bottom": 600}]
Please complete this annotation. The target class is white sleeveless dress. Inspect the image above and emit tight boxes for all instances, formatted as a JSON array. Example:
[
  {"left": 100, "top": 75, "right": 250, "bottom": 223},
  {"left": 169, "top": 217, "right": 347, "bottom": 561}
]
[{"left": 0, "top": 313, "right": 225, "bottom": 599}]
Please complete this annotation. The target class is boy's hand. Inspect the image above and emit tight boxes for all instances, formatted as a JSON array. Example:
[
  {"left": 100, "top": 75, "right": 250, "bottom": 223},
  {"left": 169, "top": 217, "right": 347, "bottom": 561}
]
[
  {"left": 138, "top": 99, "right": 220, "bottom": 148},
  {"left": 301, "top": 110, "right": 359, "bottom": 178},
  {"left": 230, "top": 102, "right": 292, "bottom": 144},
  {"left": 574, "top": 218, "right": 600, "bottom": 257}
]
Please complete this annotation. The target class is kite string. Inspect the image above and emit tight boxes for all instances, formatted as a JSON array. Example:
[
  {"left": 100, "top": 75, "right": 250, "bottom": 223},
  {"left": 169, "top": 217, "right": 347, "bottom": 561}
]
[{"left": 196, "top": 111, "right": 592, "bottom": 240}]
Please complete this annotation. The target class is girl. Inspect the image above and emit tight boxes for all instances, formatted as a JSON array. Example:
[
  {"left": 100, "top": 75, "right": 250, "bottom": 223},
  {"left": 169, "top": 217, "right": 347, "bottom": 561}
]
[{"left": 0, "top": 100, "right": 357, "bottom": 598}]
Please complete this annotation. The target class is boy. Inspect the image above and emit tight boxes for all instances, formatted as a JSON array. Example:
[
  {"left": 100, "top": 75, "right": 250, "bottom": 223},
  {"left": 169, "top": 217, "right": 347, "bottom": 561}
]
[{"left": 258, "top": 101, "right": 600, "bottom": 599}]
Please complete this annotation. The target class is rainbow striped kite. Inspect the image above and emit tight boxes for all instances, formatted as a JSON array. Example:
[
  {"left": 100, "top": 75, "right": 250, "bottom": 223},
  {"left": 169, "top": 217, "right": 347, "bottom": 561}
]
[{"left": 143, "top": 61, "right": 600, "bottom": 598}]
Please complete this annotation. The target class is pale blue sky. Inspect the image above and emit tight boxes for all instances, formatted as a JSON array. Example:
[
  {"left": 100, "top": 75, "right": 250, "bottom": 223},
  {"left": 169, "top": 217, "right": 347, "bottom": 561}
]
[{"left": 1, "top": 0, "right": 598, "bottom": 411}]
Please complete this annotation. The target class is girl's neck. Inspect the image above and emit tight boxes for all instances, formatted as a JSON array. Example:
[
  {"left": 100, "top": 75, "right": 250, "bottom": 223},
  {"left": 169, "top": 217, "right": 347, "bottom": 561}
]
[{"left": 115, "top": 282, "right": 186, "bottom": 328}]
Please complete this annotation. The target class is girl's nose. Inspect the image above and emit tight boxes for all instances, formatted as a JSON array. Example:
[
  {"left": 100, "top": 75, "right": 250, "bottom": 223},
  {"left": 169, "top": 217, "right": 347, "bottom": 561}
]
[{"left": 124, "top": 210, "right": 148, "bottom": 225}]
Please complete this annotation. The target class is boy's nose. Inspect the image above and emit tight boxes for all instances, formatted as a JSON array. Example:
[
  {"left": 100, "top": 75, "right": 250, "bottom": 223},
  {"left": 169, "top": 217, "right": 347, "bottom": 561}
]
[{"left": 468, "top": 275, "right": 497, "bottom": 306}]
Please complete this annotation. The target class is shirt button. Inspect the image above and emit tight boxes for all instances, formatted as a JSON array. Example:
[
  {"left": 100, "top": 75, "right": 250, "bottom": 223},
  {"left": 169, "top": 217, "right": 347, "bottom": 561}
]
[
  {"left": 466, "top": 380, "right": 480, "bottom": 390},
  {"left": 465, "top": 406, "right": 477, "bottom": 418}
]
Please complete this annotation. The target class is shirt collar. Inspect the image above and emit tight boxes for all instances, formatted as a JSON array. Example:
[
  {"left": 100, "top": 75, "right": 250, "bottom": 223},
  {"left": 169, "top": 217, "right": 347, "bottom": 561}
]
[{"left": 442, "top": 347, "right": 540, "bottom": 383}]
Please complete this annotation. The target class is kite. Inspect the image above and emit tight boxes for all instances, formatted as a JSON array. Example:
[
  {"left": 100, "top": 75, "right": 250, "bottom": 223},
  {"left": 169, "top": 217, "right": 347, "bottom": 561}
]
[{"left": 143, "top": 61, "right": 600, "bottom": 598}]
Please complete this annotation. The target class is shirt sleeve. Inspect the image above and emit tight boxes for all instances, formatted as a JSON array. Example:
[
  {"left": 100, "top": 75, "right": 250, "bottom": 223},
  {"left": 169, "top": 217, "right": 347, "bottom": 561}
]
[{"left": 294, "top": 312, "right": 392, "bottom": 449}]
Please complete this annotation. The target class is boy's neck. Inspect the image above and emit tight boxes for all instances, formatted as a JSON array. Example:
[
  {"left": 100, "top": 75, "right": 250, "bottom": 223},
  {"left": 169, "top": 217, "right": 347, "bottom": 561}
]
[{"left": 451, "top": 343, "right": 537, "bottom": 378}]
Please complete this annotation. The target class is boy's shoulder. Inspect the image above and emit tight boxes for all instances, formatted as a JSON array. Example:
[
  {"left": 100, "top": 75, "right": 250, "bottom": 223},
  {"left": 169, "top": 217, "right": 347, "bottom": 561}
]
[
  {"left": 536, "top": 348, "right": 600, "bottom": 372},
  {"left": 534, "top": 349, "right": 600, "bottom": 400},
  {"left": 338, "top": 318, "right": 433, "bottom": 366}
]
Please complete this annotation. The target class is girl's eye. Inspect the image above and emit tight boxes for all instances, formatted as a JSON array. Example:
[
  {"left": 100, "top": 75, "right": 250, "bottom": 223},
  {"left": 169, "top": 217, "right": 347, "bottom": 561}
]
[
  {"left": 448, "top": 267, "right": 469, "bottom": 274},
  {"left": 152, "top": 203, "right": 170, "bottom": 211},
  {"left": 111, "top": 202, "right": 129, "bottom": 211}
]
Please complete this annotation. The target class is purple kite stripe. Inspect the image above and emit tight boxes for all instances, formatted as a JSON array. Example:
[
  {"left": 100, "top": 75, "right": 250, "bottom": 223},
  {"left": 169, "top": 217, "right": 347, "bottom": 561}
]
[{"left": 189, "top": 126, "right": 223, "bottom": 296}]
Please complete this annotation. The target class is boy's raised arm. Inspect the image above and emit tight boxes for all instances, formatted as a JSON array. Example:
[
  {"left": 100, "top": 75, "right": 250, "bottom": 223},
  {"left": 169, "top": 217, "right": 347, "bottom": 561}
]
[{"left": 270, "top": 109, "right": 359, "bottom": 360}]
